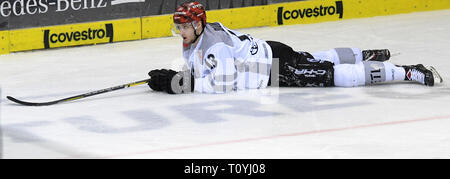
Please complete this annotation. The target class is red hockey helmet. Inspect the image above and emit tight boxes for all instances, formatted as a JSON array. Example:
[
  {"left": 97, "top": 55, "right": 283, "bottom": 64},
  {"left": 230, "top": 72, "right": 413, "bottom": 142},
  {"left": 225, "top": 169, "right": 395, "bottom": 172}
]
[{"left": 173, "top": 1, "right": 206, "bottom": 25}]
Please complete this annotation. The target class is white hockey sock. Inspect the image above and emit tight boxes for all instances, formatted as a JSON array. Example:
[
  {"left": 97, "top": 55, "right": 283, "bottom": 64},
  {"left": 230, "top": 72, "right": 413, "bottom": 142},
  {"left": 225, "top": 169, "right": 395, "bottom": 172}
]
[
  {"left": 334, "top": 62, "right": 406, "bottom": 87},
  {"left": 383, "top": 62, "right": 406, "bottom": 82},
  {"left": 311, "top": 48, "right": 363, "bottom": 65},
  {"left": 363, "top": 61, "right": 406, "bottom": 85}
]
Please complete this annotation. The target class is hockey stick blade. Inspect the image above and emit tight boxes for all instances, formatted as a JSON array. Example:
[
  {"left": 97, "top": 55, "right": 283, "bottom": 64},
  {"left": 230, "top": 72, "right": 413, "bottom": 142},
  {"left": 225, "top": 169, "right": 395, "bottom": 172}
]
[
  {"left": 7, "top": 96, "right": 59, "bottom": 106},
  {"left": 7, "top": 78, "right": 151, "bottom": 106}
]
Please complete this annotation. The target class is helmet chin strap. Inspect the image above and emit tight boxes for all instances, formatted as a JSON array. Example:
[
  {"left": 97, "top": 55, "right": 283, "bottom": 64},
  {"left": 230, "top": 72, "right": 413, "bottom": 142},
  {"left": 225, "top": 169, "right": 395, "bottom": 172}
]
[{"left": 191, "top": 21, "right": 204, "bottom": 44}]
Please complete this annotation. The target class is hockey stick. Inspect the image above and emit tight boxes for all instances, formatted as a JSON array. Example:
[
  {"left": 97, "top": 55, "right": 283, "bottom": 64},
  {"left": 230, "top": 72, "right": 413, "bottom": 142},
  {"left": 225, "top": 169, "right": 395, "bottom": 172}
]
[{"left": 7, "top": 78, "right": 151, "bottom": 106}]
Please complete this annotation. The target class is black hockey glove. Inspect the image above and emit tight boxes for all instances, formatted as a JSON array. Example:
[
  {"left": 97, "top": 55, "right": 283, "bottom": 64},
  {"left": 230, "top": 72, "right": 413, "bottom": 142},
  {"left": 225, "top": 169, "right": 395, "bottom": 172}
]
[
  {"left": 148, "top": 69, "right": 178, "bottom": 94},
  {"left": 148, "top": 69, "right": 194, "bottom": 94}
]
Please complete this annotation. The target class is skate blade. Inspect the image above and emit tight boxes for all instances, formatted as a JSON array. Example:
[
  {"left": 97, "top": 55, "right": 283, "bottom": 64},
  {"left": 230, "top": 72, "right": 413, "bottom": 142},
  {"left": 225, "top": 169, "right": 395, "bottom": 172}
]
[
  {"left": 391, "top": 52, "right": 401, "bottom": 57},
  {"left": 427, "top": 66, "right": 443, "bottom": 84}
]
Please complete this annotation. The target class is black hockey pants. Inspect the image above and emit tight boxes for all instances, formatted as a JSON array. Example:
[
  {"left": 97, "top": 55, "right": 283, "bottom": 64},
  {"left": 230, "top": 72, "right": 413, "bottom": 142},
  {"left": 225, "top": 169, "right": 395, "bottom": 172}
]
[{"left": 266, "top": 41, "right": 335, "bottom": 87}]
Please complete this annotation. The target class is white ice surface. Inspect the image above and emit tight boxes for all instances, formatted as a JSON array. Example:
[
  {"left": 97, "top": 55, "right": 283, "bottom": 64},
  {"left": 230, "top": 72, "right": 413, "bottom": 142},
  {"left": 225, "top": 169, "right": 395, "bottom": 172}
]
[{"left": 1, "top": 10, "right": 450, "bottom": 159}]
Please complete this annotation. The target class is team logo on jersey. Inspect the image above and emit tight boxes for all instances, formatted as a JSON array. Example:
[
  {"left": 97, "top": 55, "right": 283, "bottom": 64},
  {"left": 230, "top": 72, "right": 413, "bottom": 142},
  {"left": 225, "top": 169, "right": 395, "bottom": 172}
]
[{"left": 250, "top": 42, "right": 259, "bottom": 55}]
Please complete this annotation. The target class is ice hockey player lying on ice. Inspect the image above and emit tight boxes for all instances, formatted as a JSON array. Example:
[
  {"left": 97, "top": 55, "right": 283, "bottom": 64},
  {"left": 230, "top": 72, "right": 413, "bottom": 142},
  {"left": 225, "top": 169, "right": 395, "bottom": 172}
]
[{"left": 147, "top": 1, "right": 442, "bottom": 94}]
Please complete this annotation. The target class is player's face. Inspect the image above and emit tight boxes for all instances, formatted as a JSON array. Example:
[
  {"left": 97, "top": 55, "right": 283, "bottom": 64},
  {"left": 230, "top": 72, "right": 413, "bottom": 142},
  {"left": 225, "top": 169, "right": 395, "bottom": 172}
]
[{"left": 176, "top": 23, "right": 196, "bottom": 44}]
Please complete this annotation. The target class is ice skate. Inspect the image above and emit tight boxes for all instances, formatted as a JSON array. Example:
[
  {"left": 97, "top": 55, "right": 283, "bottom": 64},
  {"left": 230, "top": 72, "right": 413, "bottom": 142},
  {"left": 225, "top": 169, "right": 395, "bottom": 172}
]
[
  {"left": 363, "top": 49, "right": 391, "bottom": 62},
  {"left": 402, "top": 64, "right": 435, "bottom": 86}
]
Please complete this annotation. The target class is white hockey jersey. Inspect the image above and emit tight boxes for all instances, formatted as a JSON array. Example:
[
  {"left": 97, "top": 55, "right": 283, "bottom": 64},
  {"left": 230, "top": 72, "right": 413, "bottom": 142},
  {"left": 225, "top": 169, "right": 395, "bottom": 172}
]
[{"left": 183, "top": 22, "right": 273, "bottom": 93}]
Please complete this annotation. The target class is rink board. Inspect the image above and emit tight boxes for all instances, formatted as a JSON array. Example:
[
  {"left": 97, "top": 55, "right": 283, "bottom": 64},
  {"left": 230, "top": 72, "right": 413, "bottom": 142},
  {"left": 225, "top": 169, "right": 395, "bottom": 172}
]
[
  {"left": 8, "top": 18, "right": 141, "bottom": 52},
  {"left": 1, "top": 0, "right": 450, "bottom": 54},
  {"left": 141, "top": 15, "right": 174, "bottom": 39},
  {"left": 274, "top": 0, "right": 450, "bottom": 26},
  {"left": 0, "top": 31, "right": 9, "bottom": 55},
  {"left": 120, "top": 0, "right": 450, "bottom": 39}
]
